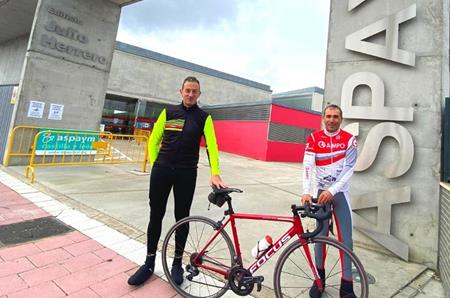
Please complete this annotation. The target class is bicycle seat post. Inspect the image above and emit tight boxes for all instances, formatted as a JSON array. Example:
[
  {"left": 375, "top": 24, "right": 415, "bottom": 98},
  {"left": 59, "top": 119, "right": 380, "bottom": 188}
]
[{"left": 224, "top": 195, "right": 234, "bottom": 215}]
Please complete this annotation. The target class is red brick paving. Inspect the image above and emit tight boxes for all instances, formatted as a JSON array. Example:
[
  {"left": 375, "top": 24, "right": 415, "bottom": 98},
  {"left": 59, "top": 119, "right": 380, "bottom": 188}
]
[
  {"left": 34, "top": 233, "right": 76, "bottom": 251},
  {"left": 7, "top": 281, "right": 66, "bottom": 298},
  {"left": 0, "top": 182, "right": 178, "bottom": 297},
  {"left": 0, "top": 243, "right": 42, "bottom": 261},
  {"left": 0, "top": 257, "right": 35, "bottom": 278},
  {"left": 92, "top": 247, "right": 118, "bottom": 261},
  {"left": 63, "top": 239, "right": 105, "bottom": 257},
  {"left": 60, "top": 252, "right": 103, "bottom": 273},
  {"left": 65, "top": 288, "right": 100, "bottom": 298},
  {"left": 0, "top": 185, "right": 49, "bottom": 226},
  {"left": 27, "top": 248, "right": 73, "bottom": 267},
  {"left": 0, "top": 275, "right": 28, "bottom": 295}
]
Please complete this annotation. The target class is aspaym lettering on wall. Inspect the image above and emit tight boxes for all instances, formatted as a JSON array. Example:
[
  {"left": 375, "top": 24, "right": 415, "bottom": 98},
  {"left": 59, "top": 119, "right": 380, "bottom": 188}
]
[{"left": 333, "top": 1, "right": 420, "bottom": 261}]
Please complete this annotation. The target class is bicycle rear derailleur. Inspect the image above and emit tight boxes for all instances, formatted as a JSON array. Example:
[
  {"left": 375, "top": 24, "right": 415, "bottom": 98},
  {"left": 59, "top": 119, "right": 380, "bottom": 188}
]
[{"left": 228, "top": 266, "right": 264, "bottom": 296}]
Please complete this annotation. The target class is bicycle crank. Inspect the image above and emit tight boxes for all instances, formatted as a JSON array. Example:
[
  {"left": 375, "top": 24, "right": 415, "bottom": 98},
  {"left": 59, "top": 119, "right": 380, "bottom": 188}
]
[{"left": 228, "top": 266, "right": 264, "bottom": 296}]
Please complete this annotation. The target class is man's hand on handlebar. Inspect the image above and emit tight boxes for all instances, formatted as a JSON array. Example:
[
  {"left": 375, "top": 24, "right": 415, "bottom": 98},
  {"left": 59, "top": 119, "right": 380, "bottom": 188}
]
[
  {"left": 301, "top": 194, "right": 313, "bottom": 204},
  {"left": 318, "top": 190, "right": 333, "bottom": 204}
]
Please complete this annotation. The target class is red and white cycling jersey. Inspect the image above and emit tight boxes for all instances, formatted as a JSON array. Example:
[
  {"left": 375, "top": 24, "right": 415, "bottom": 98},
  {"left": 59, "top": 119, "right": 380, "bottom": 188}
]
[{"left": 302, "top": 129, "right": 357, "bottom": 196}]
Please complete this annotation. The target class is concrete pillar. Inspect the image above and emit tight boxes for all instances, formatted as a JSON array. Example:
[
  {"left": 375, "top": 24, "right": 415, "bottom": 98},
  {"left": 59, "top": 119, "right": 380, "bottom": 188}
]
[
  {"left": 12, "top": 0, "right": 121, "bottom": 130},
  {"left": 325, "top": 0, "right": 449, "bottom": 268}
]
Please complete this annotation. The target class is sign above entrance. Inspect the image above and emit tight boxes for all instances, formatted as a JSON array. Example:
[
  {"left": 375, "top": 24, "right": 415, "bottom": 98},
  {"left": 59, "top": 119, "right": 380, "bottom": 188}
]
[{"left": 29, "top": 0, "right": 118, "bottom": 71}]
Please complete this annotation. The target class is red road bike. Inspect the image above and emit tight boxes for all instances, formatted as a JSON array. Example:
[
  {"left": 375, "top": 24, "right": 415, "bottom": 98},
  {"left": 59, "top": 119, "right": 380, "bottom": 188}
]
[{"left": 162, "top": 187, "right": 369, "bottom": 298}]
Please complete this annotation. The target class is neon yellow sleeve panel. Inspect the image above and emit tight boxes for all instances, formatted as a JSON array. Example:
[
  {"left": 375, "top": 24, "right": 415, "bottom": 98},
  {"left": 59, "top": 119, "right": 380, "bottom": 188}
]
[
  {"left": 203, "top": 115, "right": 220, "bottom": 175},
  {"left": 148, "top": 109, "right": 166, "bottom": 165}
]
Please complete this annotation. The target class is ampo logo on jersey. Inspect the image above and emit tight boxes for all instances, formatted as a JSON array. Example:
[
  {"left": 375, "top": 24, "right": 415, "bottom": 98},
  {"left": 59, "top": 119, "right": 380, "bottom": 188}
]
[{"left": 318, "top": 141, "right": 346, "bottom": 149}]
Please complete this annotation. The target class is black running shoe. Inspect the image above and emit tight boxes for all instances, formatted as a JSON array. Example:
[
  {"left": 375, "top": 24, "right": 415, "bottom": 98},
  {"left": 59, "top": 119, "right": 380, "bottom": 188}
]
[{"left": 171, "top": 265, "right": 184, "bottom": 285}]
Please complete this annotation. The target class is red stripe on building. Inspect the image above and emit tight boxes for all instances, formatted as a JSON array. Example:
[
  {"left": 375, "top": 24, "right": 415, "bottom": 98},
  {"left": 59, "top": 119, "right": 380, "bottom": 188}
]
[
  {"left": 266, "top": 141, "right": 306, "bottom": 162},
  {"left": 209, "top": 121, "right": 269, "bottom": 160},
  {"left": 270, "top": 104, "right": 321, "bottom": 129}
]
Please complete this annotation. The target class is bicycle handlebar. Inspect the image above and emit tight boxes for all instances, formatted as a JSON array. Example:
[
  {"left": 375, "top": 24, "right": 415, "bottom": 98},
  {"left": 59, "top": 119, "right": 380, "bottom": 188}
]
[
  {"left": 291, "top": 202, "right": 332, "bottom": 239},
  {"left": 291, "top": 202, "right": 332, "bottom": 220}
]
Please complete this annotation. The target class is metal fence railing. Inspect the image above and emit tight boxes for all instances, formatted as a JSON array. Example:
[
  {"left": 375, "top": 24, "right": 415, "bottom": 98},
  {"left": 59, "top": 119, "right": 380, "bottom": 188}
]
[
  {"left": 4, "top": 125, "right": 41, "bottom": 166},
  {"left": 4, "top": 126, "right": 112, "bottom": 166},
  {"left": 2, "top": 127, "right": 148, "bottom": 183},
  {"left": 24, "top": 130, "right": 148, "bottom": 183}
]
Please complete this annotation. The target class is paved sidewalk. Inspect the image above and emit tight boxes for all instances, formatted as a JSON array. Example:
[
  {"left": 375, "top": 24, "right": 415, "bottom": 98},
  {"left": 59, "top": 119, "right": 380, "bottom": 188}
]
[
  {"left": 1, "top": 155, "right": 447, "bottom": 297},
  {"left": 0, "top": 172, "right": 178, "bottom": 298}
]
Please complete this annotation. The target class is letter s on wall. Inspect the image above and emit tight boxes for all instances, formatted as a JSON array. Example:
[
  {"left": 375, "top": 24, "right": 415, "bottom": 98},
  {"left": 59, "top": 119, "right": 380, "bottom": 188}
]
[{"left": 343, "top": 122, "right": 414, "bottom": 178}]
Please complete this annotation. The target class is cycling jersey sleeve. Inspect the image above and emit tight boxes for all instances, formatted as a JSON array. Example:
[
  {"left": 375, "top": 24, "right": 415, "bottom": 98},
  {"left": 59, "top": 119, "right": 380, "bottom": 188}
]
[
  {"left": 203, "top": 115, "right": 220, "bottom": 176},
  {"left": 328, "top": 136, "right": 357, "bottom": 196},
  {"left": 302, "top": 133, "right": 316, "bottom": 195},
  {"left": 148, "top": 109, "right": 166, "bottom": 165}
]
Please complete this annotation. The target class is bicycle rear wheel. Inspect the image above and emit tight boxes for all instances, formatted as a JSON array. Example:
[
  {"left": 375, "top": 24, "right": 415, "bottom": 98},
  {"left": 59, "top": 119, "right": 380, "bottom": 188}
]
[
  {"left": 161, "top": 216, "right": 236, "bottom": 298},
  {"left": 273, "top": 236, "right": 368, "bottom": 298}
]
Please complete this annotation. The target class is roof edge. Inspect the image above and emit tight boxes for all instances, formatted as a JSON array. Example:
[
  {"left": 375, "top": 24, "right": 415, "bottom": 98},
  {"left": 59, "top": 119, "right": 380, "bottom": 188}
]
[{"left": 114, "top": 41, "right": 272, "bottom": 92}]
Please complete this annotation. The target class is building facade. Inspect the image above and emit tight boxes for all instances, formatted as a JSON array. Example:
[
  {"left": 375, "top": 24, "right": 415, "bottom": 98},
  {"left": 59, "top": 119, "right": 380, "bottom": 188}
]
[{"left": 0, "top": 0, "right": 272, "bottom": 164}]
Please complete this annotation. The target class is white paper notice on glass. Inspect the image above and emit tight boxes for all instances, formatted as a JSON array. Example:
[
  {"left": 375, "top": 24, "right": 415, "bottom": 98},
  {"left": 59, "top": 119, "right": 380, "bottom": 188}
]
[
  {"left": 27, "top": 101, "right": 45, "bottom": 118},
  {"left": 48, "top": 103, "right": 64, "bottom": 120}
]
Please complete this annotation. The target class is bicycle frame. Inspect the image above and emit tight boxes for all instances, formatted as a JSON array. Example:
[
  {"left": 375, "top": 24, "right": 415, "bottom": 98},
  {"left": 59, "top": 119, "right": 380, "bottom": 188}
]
[{"left": 193, "top": 211, "right": 320, "bottom": 282}]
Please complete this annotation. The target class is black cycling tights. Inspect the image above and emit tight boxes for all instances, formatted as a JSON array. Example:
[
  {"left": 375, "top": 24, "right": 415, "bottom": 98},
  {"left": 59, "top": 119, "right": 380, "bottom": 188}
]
[{"left": 146, "top": 166, "right": 197, "bottom": 255}]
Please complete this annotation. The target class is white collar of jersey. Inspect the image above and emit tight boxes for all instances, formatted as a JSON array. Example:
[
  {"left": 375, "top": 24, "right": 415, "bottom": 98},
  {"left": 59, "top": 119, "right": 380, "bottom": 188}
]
[{"left": 324, "top": 128, "right": 341, "bottom": 137}]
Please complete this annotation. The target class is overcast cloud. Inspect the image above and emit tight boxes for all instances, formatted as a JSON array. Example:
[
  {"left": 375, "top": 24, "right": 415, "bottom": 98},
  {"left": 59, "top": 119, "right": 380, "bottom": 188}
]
[{"left": 118, "top": 1, "right": 330, "bottom": 93}]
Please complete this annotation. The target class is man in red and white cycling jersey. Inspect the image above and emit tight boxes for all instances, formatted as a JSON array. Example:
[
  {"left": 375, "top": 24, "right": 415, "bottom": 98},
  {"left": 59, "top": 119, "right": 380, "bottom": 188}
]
[{"left": 301, "top": 104, "right": 357, "bottom": 298}]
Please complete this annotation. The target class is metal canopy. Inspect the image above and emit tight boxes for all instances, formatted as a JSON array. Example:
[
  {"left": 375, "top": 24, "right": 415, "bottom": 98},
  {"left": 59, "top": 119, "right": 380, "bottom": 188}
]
[
  {"left": 0, "top": 0, "right": 141, "bottom": 44},
  {"left": 108, "top": 0, "right": 142, "bottom": 7},
  {"left": 0, "top": 0, "right": 38, "bottom": 44}
]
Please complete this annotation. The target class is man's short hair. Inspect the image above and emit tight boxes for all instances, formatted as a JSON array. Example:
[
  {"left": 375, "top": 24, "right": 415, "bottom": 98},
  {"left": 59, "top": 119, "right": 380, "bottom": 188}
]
[
  {"left": 323, "top": 104, "right": 343, "bottom": 118},
  {"left": 182, "top": 76, "right": 200, "bottom": 89}
]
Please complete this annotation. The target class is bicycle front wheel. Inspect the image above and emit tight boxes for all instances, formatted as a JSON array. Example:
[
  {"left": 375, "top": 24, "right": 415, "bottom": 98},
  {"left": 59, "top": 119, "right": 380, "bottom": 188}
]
[
  {"left": 274, "top": 236, "right": 368, "bottom": 298},
  {"left": 161, "top": 216, "right": 236, "bottom": 298}
]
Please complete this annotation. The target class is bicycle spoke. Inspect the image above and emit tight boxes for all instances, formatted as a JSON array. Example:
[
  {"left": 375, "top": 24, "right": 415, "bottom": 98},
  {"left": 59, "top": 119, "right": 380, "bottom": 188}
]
[
  {"left": 281, "top": 269, "right": 312, "bottom": 281},
  {"left": 274, "top": 236, "right": 368, "bottom": 298},
  {"left": 286, "top": 253, "right": 313, "bottom": 281},
  {"left": 162, "top": 216, "right": 234, "bottom": 298}
]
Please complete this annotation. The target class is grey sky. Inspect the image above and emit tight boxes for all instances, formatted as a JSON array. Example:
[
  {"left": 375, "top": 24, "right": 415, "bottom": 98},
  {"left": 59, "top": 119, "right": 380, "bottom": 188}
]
[
  {"left": 118, "top": 1, "right": 330, "bottom": 93},
  {"left": 119, "top": 0, "right": 240, "bottom": 31}
]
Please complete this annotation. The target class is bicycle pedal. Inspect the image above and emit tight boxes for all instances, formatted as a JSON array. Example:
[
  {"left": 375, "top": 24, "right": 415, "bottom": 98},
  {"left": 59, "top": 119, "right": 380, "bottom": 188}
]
[{"left": 255, "top": 276, "right": 264, "bottom": 291}]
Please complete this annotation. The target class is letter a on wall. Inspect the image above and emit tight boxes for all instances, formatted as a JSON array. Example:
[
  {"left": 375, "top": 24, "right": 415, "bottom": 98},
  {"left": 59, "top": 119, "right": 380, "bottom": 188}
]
[
  {"left": 345, "top": 4, "right": 416, "bottom": 66},
  {"left": 348, "top": 0, "right": 370, "bottom": 11}
]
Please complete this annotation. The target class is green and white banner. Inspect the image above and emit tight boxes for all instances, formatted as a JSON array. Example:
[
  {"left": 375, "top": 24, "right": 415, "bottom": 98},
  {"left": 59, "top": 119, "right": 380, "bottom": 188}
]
[{"left": 35, "top": 128, "right": 99, "bottom": 155}]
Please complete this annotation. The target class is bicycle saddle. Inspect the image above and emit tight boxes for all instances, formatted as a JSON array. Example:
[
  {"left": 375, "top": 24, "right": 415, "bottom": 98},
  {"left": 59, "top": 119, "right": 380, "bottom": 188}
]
[
  {"left": 208, "top": 186, "right": 243, "bottom": 207},
  {"left": 211, "top": 186, "right": 243, "bottom": 195}
]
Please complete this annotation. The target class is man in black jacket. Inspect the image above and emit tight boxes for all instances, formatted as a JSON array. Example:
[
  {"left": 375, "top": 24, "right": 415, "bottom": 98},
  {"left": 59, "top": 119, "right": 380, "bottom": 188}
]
[{"left": 128, "top": 76, "right": 225, "bottom": 286}]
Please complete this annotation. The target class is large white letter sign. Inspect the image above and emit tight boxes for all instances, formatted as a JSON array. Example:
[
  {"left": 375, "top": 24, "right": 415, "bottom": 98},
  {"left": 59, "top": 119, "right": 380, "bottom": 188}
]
[
  {"left": 348, "top": 0, "right": 370, "bottom": 11},
  {"left": 345, "top": 4, "right": 416, "bottom": 66},
  {"left": 341, "top": 72, "right": 414, "bottom": 121}
]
